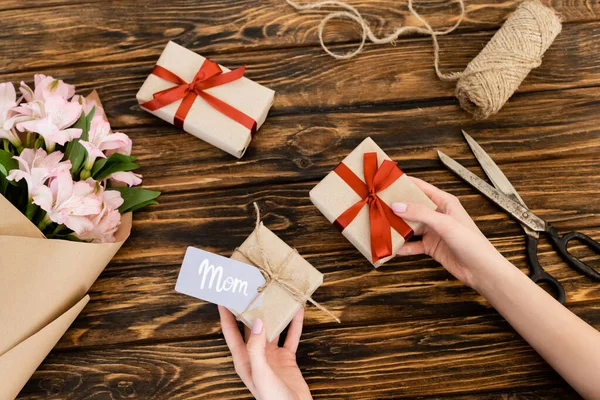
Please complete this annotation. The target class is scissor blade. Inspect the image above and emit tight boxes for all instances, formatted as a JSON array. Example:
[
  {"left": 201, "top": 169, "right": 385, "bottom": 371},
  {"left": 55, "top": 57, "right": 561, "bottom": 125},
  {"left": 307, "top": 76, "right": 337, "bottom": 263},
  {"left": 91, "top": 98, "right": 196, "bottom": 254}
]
[
  {"left": 462, "top": 130, "right": 527, "bottom": 206},
  {"left": 438, "top": 150, "right": 547, "bottom": 232}
]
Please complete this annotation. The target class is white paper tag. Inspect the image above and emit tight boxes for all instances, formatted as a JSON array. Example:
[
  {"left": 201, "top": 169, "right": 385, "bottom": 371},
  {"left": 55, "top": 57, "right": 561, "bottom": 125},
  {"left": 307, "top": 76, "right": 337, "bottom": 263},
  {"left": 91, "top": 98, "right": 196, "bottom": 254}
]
[{"left": 175, "top": 247, "right": 265, "bottom": 314}]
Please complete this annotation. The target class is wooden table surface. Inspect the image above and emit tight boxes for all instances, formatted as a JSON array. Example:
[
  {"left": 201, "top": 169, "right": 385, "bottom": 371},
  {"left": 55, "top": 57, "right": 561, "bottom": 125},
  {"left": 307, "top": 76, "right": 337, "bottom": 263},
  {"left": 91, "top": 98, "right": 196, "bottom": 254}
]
[{"left": 8, "top": 0, "right": 600, "bottom": 398}]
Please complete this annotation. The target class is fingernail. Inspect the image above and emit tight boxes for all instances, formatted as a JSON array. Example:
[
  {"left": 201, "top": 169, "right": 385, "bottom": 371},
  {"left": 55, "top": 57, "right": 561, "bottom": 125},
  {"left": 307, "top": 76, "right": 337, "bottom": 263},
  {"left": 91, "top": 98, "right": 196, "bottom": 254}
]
[
  {"left": 251, "top": 318, "right": 263, "bottom": 335},
  {"left": 392, "top": 202, "right": 407, "bottom": 213}
]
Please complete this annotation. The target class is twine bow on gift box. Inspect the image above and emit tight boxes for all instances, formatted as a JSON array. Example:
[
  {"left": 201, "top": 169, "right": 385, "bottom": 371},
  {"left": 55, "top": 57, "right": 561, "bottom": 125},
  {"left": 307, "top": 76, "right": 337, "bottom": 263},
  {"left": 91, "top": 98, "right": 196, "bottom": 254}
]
[
  {"left": 233, "top": 203, "right": 340, "bottom": 323},
  {"left": 334, "top": 152, "right": 413, "bottom": 262},
  {"left": 140, "top": 59, "right": 257, "bottom": 133}
]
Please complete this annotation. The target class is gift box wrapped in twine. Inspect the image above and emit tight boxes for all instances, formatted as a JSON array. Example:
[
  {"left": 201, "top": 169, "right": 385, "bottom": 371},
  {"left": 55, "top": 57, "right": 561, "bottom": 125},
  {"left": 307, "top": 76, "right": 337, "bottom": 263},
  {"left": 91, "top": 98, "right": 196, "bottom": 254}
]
[{"left": 231, "top": 204, "right": 340, "bottom": 342}]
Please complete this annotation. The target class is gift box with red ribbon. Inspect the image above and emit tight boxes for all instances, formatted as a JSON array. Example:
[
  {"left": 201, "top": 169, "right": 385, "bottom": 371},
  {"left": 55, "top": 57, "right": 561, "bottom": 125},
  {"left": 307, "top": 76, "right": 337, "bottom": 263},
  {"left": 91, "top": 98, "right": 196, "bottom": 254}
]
[
  {"left": 136, "top": 41, "right": 275, "bottom": 158},
  {"left": 310, "top": 137, "right": 437, "bottom": 267}
]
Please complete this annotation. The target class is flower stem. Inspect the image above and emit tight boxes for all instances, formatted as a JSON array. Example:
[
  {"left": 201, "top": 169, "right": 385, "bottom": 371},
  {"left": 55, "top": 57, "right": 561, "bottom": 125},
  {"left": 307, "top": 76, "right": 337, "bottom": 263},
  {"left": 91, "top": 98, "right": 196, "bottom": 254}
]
[
  {"left": 26, "top": 132, "right": 33, "bottom": 147},
  {"left": 53, "top": 224, "right": 65, "bottom": 235},
  {"left": 37, "top": 214, "right": 52, "bottom": 231},
  {"left": 25, "top": 202, "right": 38, "bottom": 220},
  {"left": 80, "top": 168, "right": 91, "bottom": 180}
]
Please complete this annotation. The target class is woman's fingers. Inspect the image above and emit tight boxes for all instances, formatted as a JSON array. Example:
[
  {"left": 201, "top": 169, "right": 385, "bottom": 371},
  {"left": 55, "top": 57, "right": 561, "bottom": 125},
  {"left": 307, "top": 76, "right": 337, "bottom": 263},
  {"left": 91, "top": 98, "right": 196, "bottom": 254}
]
[
  {"left": 392, "top": 202, "right": 454, "bottom": 238},
  {"left": 283, "top": 307, "right": 304, "bottom": 353},
  {"left": 409, "top": 176, "right": 480, "bottom": 232},
  {"left": 218, "top": 306, "right": 254, "bottom": 387},
  {"left": 396, "top": 240, "right": 425, "bottom": 256},
  {"left": 409, "top": 177, "right": 453, "bottom": 212}
]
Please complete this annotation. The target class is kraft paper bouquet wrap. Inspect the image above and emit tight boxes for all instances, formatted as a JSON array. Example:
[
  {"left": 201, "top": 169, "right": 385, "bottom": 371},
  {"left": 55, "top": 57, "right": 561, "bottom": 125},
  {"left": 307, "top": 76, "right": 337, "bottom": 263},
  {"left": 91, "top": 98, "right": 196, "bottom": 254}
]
[
  {"left": 310, "top": 137, "right": 437, "bottom": 267},
  {"left": 137, "top": 41, "right": 275, "bottom": 158},
  {"left": 230, "top": 205, "right": 339, "bottom": 342},
  {"left": 0, "top": 76, "right": 159, "bottom": 399}
]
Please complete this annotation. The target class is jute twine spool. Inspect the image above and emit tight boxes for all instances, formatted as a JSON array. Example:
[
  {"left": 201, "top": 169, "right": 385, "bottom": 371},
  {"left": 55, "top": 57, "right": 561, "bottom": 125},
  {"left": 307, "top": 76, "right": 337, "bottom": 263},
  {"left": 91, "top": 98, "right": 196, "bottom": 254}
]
[{"left": 285, "top": 0, "right": 562, "bottom": 119}]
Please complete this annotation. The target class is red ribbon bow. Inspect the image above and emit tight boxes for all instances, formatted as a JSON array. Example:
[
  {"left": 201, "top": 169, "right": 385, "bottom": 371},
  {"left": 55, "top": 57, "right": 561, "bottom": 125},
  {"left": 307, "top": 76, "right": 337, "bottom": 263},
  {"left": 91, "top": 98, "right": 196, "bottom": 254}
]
[
  {"left": 333, "top": 152, "right": 414, "bottom": 263},
  {"left": 140, "top": 59, "right": 257, "bottom": 134}
]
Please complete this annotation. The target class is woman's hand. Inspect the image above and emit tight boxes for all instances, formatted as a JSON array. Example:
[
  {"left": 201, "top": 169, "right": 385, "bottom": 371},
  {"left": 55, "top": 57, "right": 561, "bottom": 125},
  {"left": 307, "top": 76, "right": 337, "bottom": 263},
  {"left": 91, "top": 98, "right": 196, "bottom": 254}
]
[
  {"left": 218, "top": 305, "right": 312, "bottom": 400},
  {"left": 391, "top": 177, "right": 509, "bottom": 289}
]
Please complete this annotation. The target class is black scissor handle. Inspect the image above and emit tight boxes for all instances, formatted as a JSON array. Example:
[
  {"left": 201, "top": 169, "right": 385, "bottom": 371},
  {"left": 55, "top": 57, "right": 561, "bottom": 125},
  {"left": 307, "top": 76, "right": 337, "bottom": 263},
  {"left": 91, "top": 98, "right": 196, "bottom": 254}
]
[
  {"left": 546, "top": 223, "right": 600, "bottom": 281},
  {"left": 526, "top": 235, "right": 566, "bottom": 304}
]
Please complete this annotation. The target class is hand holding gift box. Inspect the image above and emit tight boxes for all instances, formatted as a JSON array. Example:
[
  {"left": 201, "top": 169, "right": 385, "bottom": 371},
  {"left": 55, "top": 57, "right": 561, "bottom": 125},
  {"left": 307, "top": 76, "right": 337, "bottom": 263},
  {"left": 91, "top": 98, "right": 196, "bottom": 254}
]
[
  {"left": 230, "top": 204, "right": 340, "bottom": 342},
  {"left": 137, "top": 41, "right": 275, "bottom": 158},
  {"left": 310, "top": 137, "right": 437, "bottom": 267},
  {"left": 0, "top": 76, "right": 160, "bottom": 399}
]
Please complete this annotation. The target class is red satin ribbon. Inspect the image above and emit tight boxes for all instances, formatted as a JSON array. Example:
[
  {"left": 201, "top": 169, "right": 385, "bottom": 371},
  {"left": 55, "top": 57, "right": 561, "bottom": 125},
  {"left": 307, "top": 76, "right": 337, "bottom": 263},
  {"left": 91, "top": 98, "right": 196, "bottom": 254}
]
[
  {"left": 333, "top": 152, "right": 414, "bottom": 263},
  {"left": 140, "top": 60, "right": 257, "bottom": 134}
]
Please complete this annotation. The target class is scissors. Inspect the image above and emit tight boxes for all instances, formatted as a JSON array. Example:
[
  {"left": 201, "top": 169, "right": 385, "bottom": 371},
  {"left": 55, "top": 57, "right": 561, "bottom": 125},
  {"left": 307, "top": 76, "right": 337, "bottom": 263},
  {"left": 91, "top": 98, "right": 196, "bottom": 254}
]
[{"left": 438, "top": 131, "right": 600, "bottom": 304}]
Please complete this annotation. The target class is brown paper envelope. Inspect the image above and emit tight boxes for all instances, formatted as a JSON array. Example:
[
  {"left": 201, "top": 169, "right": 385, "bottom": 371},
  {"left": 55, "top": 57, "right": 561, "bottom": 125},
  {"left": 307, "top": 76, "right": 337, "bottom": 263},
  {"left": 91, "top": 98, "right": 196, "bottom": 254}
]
[
  {"left": 136, "top": 41, "right": 275, "bottom": 158},
  {"left": 310, "top": 137, "right": 437, "bottom": 267},
  {"left": 231, "top": 224, "right": 323, "bottom": 342},
  {"left": 0, "top": 295, "right": 89, "bottom": 400}
]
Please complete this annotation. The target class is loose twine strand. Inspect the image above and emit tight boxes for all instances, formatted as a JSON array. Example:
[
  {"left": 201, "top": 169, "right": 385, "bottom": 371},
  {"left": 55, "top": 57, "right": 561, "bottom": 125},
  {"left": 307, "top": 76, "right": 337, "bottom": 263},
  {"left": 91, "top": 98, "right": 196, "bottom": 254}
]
[
  {"left": 284, "top": 0, "right": 562, "bottom": 119},
  {"left": 285, "top": 0, "right": 465, "bottom": 81},
  {"left": 233, "top": 203, "right": 340, "bottom": 323}
]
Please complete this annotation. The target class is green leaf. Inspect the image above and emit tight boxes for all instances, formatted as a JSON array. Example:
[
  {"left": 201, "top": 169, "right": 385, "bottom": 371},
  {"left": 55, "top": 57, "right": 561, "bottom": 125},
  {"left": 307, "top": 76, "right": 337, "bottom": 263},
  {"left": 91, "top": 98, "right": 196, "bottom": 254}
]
[
  {"left": 0, "top": 149, "right": 18, "bottom": 177},
  {"left": 113, "top": 187, "right": 160, "bottom": 214},
  {"left": 85, "top": 106, "right": 96, "bottom": 133},
  {"left": 91, "top": 153, "right": 139, "bottom": 180},
  {"left": 0, "top": 174, "right": 7, "bottom": 196},
  {"left": 65, "top": 110, "right": 88, "bottom": 175},
  {"left": 127, "top": 199, "right": 159, "bottom": 213}
]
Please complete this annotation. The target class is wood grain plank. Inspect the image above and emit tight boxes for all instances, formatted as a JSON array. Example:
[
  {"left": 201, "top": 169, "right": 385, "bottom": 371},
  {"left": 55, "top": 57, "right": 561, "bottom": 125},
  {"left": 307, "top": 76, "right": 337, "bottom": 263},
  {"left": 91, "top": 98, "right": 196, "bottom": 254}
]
[
  {"left": 120, "top": 86, "right": 600, "bottom": 196},
  {"left": 55, "top": 229, "right": 600, "bottom": 350},
  {"left": 1, "top": 0, "right": 599, "bottom": 73},
  {"left": 1, "top": 21, "right": 599, "bottom": 131},
  {"left": 19, "top": 305, "right": 597, "bottom": 399}
]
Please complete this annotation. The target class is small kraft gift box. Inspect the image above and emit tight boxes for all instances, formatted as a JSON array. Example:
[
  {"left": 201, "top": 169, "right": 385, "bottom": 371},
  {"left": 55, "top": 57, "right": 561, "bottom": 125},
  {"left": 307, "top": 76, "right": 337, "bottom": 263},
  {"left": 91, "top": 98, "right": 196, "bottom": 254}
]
[
  {"left": 230, "top": 205, "right": 339, "bottom": 342},
  {"left": 136, "top": 41, "right": 275, "bottom": 158},
  {"left": 310, "top": 137, "right": 437, "bottom": 268}
]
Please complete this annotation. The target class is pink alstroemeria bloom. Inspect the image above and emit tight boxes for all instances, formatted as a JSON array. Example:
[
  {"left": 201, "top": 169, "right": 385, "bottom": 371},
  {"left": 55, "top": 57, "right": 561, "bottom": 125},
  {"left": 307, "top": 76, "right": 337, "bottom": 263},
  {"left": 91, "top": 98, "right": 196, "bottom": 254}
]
[
  {"left": 80, "top": 115, "right": 130, "bottom": 169},
  {"left": 110, "top": 171, "right": 142, "bottom": 187},
  {"left": 105, "top": 134, "right": 133, "bottom": 157},
  {"left": 17, "top": 93, "right": 82, "bottom": 152},
  {"left": 33, "top": 171, "right": 102, "bottom": 234},
  {"left": 6, "top": 148, "right": 71, "bottom": 199},
  {"left": 71, "top": 94, "right": 104, "bottom": 117},
  {"left": 0, "top": 82, "right": 22, "bottom": 148},
  {"left": 75, "top": 188, "right": 124, "bottom": 243},
  {"left": 19, "top": 74, "right": 75, "bottom": 103}
]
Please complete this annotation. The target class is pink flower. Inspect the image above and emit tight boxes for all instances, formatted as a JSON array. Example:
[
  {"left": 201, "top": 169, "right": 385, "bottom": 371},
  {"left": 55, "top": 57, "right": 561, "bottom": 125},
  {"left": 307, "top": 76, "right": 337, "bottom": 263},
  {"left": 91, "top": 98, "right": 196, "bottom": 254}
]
[
  {"left": 105, "top": 134, "right": 132, "bottom": 157},
  {"left": 33, "top": 170, "right": 102, "bottom": 234},
  {"left": 17, "top": 93, "right": 82, "bottom": 152},
  {"left": 80, "top": 115, "right": 130, "bottom": 169},
  {"left": 110, "top": 171, "right": 142, "bottom": 187},
  {"left": 7, "top": 148, "right": 71, "bottom": 199},
  {"left": 0, "top": 82, "right": 22, "bottom": 147},
  {"left": 71, "top": 94, "right": 104, "bottom": 117},
  {"left": 19, "top": 74, "right": 75, "bottom": 103},
  {"left": 75, "top": 187, "right": 123, "bottom": 243}
]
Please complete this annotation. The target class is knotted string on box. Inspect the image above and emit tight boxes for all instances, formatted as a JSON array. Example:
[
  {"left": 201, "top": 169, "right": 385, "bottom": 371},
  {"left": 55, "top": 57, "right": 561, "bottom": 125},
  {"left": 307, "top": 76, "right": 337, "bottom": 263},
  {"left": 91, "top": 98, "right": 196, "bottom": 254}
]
[
  {"left": 233, "top": 203, "right": 340, "bottom": 323},
  {"left": 284, "top": 0, "right": 562, "bottom": 119}
]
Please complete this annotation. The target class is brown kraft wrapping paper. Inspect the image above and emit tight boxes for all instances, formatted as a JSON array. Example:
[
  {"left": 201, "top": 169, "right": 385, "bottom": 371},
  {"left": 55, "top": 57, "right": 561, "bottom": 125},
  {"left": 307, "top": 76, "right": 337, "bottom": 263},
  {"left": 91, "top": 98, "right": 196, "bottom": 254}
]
[
  {"left": 0, "top": 93, "right": 131, "bottom": 400},
  {"left": 136, "top": 41, "right": 275, "bottom": 158},
  {"left": 310, "top": 137, "right": 437, "bottom": 268},
  {"left": 230, "top": 223, "right": 323, "bottom": 343}
]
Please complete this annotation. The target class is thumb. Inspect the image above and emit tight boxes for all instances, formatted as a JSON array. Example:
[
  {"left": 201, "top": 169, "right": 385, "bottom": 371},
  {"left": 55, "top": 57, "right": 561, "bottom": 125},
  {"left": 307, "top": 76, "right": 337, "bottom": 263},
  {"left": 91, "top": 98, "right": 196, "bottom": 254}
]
[
  {"left": 247, "top": 318, "right": 269, "bottom": 374},
  {"left": 246, "top": 318, "right": 293, "bottom": 399},
  {"left": 392, "top": 202, "right": 454, "bottom": 237}
]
